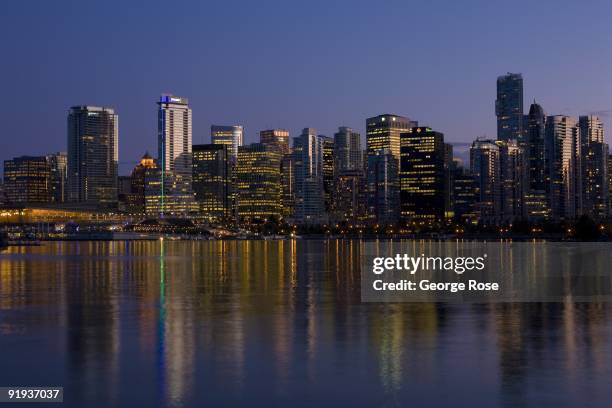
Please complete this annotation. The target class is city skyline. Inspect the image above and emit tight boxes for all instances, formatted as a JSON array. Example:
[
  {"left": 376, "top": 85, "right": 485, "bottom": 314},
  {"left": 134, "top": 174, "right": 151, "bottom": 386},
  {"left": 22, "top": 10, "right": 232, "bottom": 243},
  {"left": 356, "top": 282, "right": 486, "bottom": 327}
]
[{"left": 3, "top": 1, "right": 612, "bottom": 175}]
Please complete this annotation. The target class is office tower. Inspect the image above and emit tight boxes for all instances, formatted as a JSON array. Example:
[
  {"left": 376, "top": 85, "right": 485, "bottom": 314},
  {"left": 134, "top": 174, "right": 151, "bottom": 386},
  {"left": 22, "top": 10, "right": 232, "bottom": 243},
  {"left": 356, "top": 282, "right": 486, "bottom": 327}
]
[
  {"left": 545, "top": 116, "right": 582, "bottom": 220},
  {"left": 321, "top": 136, "right": 334, "bottom": 213},
  {"left": 524, "top": 102, "right": 548, "bottom": 220},
  {"left": 331, "top": 170, "right": 366, "bottom": 224},
  {"left": 67, "top": 106, "right": 118, "bottom": 206},
  {"left": 235, "top": 143, "right": 282, "bottom": 222},
  {"left": 579, "top": 115, "right": 608, "bottom": 219},
  {"left": 333, "top": 127, "right": 362, "bottom": 173},
  {"left": 260, "top": 129, "right": 290, "bottom": 154},
  {"left": 126, "top": 152, "right": 157, "bottom": 214},
  {"left": 46, "top": 152, "right": 67, "bottom": 203},
  {"left": 211, "top": 125, "right": 243, "bottom": 161},
  {"left": 495, "top": 73, "right": 524, "bottom": 142},
  {"left": 451, "top": 160, "right": 476, "bottom": 224},
  {"left": 399, "top": 127, "right": 448, "bottom": 224},
  {"left": 496, "top": 139, "right": 525, "bottom": 222},
  {"left": 470, "top": 139, "right": 501, "bottom": 223},
  {"left": 192, "top": 144, "right": 231, "bottom": 221},
  {"left": 157, "top": 94, "right": 194, "bottom": 216},
  {"left": 366, "top": 149, "right": 399, "bottom": 224},
  {"left": 280, "top": 153, "right": 295, "bottom": 218},
  {"left": 117, "top": 175, "right": 132, "bottom": 210},
  {"left": 366, "top": 114, "right": 415, "bottom": 160},
  {"left": 3, "top": 156, "right": 50, "bottom": 204},
  {"left": 293, "top": 128, "right": 326, "bottom": 224}
]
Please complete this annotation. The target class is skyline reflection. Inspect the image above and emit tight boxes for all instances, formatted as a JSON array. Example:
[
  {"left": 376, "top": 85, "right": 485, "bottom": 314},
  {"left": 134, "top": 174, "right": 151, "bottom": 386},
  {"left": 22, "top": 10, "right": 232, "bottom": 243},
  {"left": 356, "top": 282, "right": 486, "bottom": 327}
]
[{"left": 0, "top": 241, "right": 611, "bottom": 407}]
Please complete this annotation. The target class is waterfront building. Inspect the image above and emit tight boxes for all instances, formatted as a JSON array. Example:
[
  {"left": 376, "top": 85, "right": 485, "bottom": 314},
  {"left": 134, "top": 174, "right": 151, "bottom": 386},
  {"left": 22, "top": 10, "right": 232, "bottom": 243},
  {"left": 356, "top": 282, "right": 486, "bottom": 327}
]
[
  {"left": 496, "top": 73, "right": 524, "bottom": 142},
  {"left": 67, "top": 106, "right": 118, "bottom": 206},
  {"left": 293, "top": 128, "right": 326, "bottom": 224},
  {"left": 524, "top": 102, "right": 548, "bottom": 220},
  {"left": 3, "top": 156, "right": 50, "bottom": 205},
  {"left": 331, "top": 170, "right": 366, "bottom": 224},
  {"left": 46, "top": 152, "right": 67, "bottom": 203},
  {"left": 366, "top": 114, "right": 415, "bottom": 160},
  {"left": 280, "top": 153, "right": 295, "bottom": 218},
  {"left": 235, "top": 143, "right": 282, "bottom": 222},
  {"left": 545, "top": 115, "right": 582, "bottom": 221},
  {"left": 156, "top": 94, "right": 194, "bottom": 217},
  {"left": 366, "top": 149, "right": 399, "bottom": 225},
  {"left": 496, "top": 139, "right": 525, "bottom": 222},
  {"left": 124, "top": 152, "right": 157, "bottom": 214},
  {"left": 470, "top": 139, "right": 501, "bottom": 223},
  {"left": 399, "top": 127, "right": 448, "bottom": 224},
  {"left": 192, "top": 144, "right": 231, "bottom": 221},
  {"left": 451, "top": 160, "right": 476, "bottom": 224},
  {"left": 260, "top": 129, "right": 290, "bottom": 154},
  {"left": 212, "top": 125, "right": 243, "bottom": 161},
  {"left": 579, "top": 115, "right": 608, "bottom": 219},
  {"left": 321, "top": 136, "right": 334, "bottom": 213},
  {"left": 333, "top": 127, "right": 362, "bottom": 173}
]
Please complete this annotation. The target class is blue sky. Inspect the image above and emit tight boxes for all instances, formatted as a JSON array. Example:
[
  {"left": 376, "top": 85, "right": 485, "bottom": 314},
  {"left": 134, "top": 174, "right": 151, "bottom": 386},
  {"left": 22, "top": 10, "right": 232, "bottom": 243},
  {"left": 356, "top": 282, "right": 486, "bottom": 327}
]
[{"left": 2, "top": 0, "right": 612, "bottom": 173}]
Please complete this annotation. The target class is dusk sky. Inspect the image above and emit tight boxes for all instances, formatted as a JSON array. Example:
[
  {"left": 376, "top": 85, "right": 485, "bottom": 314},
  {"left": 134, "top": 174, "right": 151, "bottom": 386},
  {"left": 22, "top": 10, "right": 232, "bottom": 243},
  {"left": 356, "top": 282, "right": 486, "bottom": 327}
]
[{"left": 2, "top": 0, "right": 612, "bottom": 174}]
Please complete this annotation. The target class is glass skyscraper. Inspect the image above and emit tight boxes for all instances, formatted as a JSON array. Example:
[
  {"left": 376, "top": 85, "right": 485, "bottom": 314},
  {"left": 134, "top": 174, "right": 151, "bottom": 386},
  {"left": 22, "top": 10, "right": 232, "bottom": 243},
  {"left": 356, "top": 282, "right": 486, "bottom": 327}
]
[
  {"left": 67, "top": 106, "right": 118, "bottom": 206},
  {"left": 156, "top": 94, "right": 194, "bottom": 217},
  {"left": 366, "top": 114, "right": 415, "bottom": 160},
  {"left": 192, "top": 144, "right": 231, "bottom": 221},
  {"left": 495, "top": 73, "right": 524, "bottom": 142},
  {"left": 211, "top": 125, "right": 243, "bottom": 161}
]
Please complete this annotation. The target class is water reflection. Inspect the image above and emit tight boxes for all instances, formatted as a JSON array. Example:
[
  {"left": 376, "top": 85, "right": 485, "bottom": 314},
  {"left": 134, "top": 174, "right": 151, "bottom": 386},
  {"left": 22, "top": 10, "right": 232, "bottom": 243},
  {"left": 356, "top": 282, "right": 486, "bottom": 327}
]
[{"left": 0, "top": 240, "right": 611, "bottom": 407}]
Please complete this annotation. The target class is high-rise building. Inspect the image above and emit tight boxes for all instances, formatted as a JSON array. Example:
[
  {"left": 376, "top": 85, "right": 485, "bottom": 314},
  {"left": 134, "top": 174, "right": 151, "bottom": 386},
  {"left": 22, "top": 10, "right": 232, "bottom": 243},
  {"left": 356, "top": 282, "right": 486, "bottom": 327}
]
[
  {"left": 67, "top": 106, "right": 118, "bottom": 206},
  {"left": 579, "top": 115, "right": 608, "bottom": 219},
  {"left": 127, "top": 152, "right": 157, "bottom": 214},
  {"left": 293, "top": 128, "right": 326, "bottom": 224},
  {"left": 192, "top": 144, "right": 231, "bottom": 221},
  {"left": 451, "top": 160, "right": 476, "bottom": 224},
  {"left": 331, "top": 170, "right": 366, "bottom": 224},
  {"left": 496, "top": 139, "right": 525, "bottom": 222},
  {"left": 333, "top": 127, "right": 362, "bottom": 173},
  {"left": 545, "top": 115, "right": 582, "bottom": 221},
  {"left": 366, "top": 114, "right": 415, "bottom": 160},
  {"left": 496, "top": 73, "right": 524, "bottom": 142},
  {"left": 280, "top": 153, "right": 295, "bottom": 218},
  {"left": 157, "top": 94, "right": 194, "bottom": 216},
  {"left": 46, "top": 152, "right": 67, "bottom": 203},
  {"left": 235, "top": 143, "right": 282, "bottom": 222},
  {"left": 212, "top": 125, "right": 243, "bottom": 161},
  {"left": 399, "top": 127, "right": 448, "bottom": 224},
  {"left": 470, "top": 139, "right": 501, "bottom": 223},
  {"left": 260, "top": 129, "right": 290, "bottom": 154},
  {"left": 524, "top": 102, "right": 548, "bottom": 221},
  {"left": 321, "top": 136, "right": 334, "bottom": 213},
  {"left": 366, "top": 149, "right": 399, "bottom": 225},
  {"left": 3, "top": 156, "right": 50, "bottom": 205}
]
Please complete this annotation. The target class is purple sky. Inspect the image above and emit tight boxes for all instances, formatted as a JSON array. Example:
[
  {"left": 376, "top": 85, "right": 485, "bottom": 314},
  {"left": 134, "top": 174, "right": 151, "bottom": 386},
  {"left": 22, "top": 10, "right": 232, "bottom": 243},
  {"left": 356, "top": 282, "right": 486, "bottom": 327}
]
[{"left": 2, "top": 0, "right": 612, "bottom": 174}]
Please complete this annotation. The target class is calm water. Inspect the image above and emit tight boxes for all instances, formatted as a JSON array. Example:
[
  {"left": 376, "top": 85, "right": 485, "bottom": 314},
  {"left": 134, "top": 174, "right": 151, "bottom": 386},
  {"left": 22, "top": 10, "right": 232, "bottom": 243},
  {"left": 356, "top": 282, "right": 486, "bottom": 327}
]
[{"left": 1, "top": 240, "right": 611, "bottom": 407}]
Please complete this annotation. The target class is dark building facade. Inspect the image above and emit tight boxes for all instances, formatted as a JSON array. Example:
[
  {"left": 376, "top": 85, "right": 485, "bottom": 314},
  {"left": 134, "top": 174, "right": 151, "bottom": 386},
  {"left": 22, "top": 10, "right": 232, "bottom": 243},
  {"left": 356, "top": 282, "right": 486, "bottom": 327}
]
[
  {"left": 67, "top": 106, "right": 118, "bottom": 206},
  {"left": 496, "top": 73, "right": 524, "bottom": 142},
  {"left": 3, "top": 156, "right": 50, "bottom": 205},
  {"left": 366, "top": 149, "right": 399, "bottom": 225},
  {"left": 192, "top": 144, "right": 231, "bottom": 221},
  {"left": 400, "top": 127, "right": 447, "bottom": 224}
]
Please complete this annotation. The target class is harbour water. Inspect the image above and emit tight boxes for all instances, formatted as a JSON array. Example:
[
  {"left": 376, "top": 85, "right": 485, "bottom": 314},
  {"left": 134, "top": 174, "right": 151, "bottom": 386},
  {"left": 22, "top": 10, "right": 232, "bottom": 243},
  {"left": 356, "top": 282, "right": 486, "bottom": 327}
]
[{"left": 1, "top": 240, "right": 611, "bottom": 407}]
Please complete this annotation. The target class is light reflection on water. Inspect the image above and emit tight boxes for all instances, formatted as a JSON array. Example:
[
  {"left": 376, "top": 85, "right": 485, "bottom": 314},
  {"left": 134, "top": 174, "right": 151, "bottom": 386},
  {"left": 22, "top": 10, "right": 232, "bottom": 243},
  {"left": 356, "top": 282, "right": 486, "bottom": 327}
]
[{"left": 0, "top": 240, "right": 611, "bottom": 407}]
